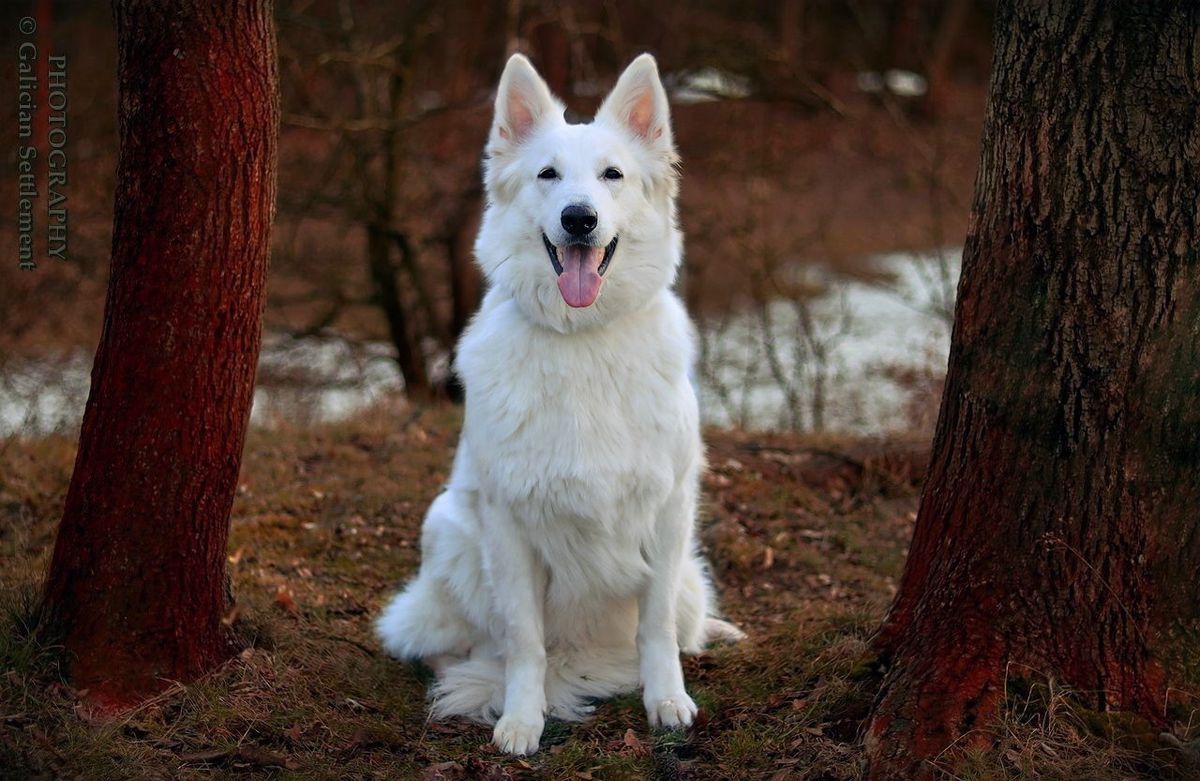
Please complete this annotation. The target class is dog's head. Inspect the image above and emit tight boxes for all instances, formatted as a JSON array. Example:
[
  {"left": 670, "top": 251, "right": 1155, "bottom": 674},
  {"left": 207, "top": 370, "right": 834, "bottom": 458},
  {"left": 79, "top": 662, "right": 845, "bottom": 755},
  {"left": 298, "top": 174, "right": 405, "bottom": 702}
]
[{"left": 476, "top": 53, "right": 681, "bottom": 332}]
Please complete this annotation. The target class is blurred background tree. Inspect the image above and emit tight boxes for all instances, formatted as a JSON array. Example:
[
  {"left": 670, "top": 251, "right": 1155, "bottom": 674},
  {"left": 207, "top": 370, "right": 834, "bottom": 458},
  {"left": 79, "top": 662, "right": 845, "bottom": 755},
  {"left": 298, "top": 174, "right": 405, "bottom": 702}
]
[{"left": 1, "top": 0, "right": 995, "bottom": 430}]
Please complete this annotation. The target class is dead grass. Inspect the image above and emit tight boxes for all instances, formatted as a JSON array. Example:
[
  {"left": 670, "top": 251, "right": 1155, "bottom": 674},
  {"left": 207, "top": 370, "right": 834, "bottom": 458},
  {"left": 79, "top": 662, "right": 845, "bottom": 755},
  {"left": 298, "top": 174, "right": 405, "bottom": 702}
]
[
  {"left": 944, "top": 678, "right": 1200, "bottom": 781},
  {"left": 1, "top": 404, "right": 1195, "bottom": 779}
]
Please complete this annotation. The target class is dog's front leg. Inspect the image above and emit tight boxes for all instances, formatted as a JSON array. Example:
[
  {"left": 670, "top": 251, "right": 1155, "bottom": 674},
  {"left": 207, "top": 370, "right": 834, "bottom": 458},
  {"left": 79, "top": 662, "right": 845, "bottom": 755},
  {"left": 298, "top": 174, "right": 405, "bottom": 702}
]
[
  {"left": 481, "top": 498, "right": 547, "bottom": 755},
  {"left": 638, "top": 484, "right": 699, "bottom": 729}
]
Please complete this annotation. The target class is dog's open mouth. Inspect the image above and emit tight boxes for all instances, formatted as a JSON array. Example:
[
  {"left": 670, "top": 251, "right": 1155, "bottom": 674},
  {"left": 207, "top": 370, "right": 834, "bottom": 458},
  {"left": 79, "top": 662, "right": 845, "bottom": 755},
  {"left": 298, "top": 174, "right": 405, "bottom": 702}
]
[{"left": 542, "top": 234, "right": 618, "bottom": 308}]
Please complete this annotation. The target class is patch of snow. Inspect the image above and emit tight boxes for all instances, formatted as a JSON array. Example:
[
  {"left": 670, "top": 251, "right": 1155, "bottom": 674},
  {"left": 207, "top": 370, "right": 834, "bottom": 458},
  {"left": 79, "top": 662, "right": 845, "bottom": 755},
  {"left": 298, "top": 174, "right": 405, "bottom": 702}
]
[
  {"left": 856, "top": 69, "right": 928, "bottom": 98},
  {"left": 0, "top": 250, "right": 959, "bottom": 438},
  {"left": 697, "top": 249, "right": 959, "bottom": 433},
  {"left": 667, "top": 68, "right": 752, "bottom": 104}
]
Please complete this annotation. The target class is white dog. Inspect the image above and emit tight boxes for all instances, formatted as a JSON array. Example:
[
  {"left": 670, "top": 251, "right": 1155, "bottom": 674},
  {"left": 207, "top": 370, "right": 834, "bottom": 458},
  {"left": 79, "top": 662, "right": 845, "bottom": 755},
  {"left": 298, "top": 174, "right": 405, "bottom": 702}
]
[{"left": 376, "top": 53, "right": 742, "bottom": 756}]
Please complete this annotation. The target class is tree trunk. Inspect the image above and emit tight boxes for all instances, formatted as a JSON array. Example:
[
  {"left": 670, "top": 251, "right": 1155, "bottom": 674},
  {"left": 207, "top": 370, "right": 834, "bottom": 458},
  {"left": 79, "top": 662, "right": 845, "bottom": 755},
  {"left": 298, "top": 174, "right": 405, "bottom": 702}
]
[
  {"left": 920, "top": 0, "right": 971, "bottom": 118},
  {"left": 367, "top": 225, "right": 429, "bottom": 397},
  {"left": 865, "top": 3, "right": 1200, "bottom": 778},
  {"left": 886, "top": 0, "right": 923, "bottom": 73},
  {"left": 41, "top": 0, "right": 278, "bottom": 711},
  {"left": 529, "top": 17, "right": 571, "bottom": 100},
  {"left": 447, "top": 190, "right": 483, "bottom": 342},
  {"left": 369, "top": 59, "right": 431, "bottom": 398}
]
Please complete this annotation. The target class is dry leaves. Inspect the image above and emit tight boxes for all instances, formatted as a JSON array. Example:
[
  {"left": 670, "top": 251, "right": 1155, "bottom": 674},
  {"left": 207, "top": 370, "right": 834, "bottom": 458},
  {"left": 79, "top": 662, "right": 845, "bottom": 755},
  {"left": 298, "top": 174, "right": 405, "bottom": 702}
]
[{"left": 273, "top": 583, "right": 298, "bottom": 613}]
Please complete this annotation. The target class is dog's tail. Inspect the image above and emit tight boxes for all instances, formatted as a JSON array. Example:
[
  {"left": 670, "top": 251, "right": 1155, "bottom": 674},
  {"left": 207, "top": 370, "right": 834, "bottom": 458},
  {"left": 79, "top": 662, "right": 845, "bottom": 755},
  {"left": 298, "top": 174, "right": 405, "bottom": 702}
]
[
  {"left": 700, "top": 617, "right": 746, "bottom": 645},
  {"left": 429, "top": 617, "right": 744, "bottom": 724},
  {"left": 430, "top": 645, "right": 641, "bottom": 724}
]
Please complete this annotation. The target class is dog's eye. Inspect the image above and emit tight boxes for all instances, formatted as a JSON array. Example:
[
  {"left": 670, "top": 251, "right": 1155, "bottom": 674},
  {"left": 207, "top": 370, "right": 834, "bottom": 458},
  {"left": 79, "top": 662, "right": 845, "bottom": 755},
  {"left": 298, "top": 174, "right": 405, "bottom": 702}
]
[
  {"left": 538, "top": 167, "right": 559, "bottom": 180},
  {"left": 603, "top": 167, "right": 623, "bottom": 181}
]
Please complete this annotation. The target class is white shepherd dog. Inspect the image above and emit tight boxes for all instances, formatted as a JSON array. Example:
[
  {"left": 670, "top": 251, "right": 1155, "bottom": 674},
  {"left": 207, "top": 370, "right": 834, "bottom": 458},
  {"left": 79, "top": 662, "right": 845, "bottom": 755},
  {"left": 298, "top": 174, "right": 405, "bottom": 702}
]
[{"left": 376, "top": 52, "right": 743, "bottom": 756}]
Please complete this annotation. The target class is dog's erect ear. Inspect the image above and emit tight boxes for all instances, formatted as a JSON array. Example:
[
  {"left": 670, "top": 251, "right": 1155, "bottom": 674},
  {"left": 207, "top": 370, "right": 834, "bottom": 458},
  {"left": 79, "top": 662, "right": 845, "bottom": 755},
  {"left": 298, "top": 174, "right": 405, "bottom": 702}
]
[
  {"left": 597, "top": 54, "right": 672, "bottom": 150},
  {"left": 491, "top": 54, "right": 560, "bottom": 147}
]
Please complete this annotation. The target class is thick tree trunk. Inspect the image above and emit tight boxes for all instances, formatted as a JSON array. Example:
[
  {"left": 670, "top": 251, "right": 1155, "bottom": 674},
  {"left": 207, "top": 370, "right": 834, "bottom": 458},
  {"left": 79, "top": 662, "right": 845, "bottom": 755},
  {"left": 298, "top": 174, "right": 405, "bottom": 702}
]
[
  {"left": 41, "top": 0, "right": 278, "bottom": 710},
  {"left": 865, "top": 3, "right": 1200, "bottom": 778}
]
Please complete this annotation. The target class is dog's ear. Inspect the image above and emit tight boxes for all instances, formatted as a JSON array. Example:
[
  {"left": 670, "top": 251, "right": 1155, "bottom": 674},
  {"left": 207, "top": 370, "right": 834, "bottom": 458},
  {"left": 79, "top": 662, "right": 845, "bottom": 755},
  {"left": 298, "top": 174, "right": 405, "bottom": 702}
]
[
  {"left": 491, "top": 54, "right": 560, "bottom": 148},
  {"left": 597, "top": 54, "right": 673, "bottom": 151}
]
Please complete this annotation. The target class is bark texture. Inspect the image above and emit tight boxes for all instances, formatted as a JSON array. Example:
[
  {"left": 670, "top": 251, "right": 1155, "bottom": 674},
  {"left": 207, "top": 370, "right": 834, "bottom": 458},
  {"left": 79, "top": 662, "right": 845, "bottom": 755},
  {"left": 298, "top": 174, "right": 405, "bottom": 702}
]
[
  {"left": 866, "top": 3, "right": 1200, "bottom": 778},
  {"left": 41, "top": 0, "right": 278, "bottom": 709}
]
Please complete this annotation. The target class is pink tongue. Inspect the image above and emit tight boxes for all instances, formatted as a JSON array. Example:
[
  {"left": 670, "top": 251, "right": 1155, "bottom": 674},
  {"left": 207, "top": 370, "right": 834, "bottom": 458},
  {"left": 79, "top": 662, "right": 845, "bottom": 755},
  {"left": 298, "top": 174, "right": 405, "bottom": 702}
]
[{"left": 557, "top": 245, "right": 605, "bottom": 308}]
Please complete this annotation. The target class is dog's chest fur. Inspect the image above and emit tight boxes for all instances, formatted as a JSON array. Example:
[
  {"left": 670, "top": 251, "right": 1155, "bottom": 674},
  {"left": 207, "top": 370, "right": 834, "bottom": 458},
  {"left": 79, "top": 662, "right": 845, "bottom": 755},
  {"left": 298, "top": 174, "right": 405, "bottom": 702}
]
[{"left": 454, "top": 290, "right": 700, "bottom": 601}]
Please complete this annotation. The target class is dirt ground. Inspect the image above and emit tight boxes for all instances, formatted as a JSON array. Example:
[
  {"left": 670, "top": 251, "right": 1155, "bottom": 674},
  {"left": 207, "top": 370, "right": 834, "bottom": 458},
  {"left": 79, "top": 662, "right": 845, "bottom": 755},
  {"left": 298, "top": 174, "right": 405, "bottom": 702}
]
[{"left": 2, "top": 405, "right": 1194, "bottom": 780}]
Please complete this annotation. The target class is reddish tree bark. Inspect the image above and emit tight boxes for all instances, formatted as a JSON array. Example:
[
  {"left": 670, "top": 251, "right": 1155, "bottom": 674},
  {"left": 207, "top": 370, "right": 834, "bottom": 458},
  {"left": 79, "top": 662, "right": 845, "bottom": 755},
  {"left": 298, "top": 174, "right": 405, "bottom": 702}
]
[
  {"left": 41, "top": 0, "right": 278, "bottom": 710},
  {"left": 865, "top": 3, "right": 1200, "bottom": 778}
]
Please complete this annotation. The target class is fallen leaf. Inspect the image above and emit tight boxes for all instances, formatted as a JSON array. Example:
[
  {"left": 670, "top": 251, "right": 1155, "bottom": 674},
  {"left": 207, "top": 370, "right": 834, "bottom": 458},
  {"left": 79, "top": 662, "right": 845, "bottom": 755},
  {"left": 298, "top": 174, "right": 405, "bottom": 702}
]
[
  {"left": 234, "top": 746, "right": 294, "bottom": 769},
  {"left": 342, "top": 697, "right": 380, "bottom": 713},
  {"left": 274, "top": 584, "right": 298, "bottom": 614},
  {"left": 421, "top": 761, "right": 462, "bottom": 780},
  {"left": 340, "top": 727, "right": 372, "bottom": 758},
  {"left": 178, "top": 747, "right": 233, "bottom": 763}
]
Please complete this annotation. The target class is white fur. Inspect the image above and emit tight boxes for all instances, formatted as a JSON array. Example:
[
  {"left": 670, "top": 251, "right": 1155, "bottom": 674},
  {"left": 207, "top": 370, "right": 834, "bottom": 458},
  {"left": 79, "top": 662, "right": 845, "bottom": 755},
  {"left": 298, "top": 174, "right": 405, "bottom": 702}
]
[{"left": 376, "top": 53, "right": 743, "bottom": 756}]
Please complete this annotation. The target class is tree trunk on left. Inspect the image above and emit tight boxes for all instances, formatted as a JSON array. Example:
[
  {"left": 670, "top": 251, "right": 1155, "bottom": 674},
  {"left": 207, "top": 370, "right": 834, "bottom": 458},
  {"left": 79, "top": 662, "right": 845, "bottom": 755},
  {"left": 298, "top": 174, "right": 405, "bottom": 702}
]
[{"left": 41, "top": 0, "right": 278, "bottom": 710}]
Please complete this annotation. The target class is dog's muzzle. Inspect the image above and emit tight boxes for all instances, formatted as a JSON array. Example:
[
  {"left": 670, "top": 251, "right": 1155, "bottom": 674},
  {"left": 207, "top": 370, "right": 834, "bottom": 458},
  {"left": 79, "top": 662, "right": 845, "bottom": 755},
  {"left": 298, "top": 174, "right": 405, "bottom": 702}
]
[
  {"left": 541, "top": 234, "right": 618, "bottom": 277},
  {"left": 542, "top": 234, "right": 618, "bottom": 308}
]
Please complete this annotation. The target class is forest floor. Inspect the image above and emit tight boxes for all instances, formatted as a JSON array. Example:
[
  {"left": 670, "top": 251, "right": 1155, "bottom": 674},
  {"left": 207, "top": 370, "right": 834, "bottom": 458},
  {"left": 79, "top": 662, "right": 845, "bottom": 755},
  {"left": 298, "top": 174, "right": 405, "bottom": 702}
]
[{"left": 1, "top": 405, "right": 1195, "bottom": 780}]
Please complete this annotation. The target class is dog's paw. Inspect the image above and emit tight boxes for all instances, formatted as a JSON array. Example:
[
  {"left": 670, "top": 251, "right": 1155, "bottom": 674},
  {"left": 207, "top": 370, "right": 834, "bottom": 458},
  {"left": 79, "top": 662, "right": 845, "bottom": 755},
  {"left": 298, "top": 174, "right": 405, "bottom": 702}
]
[
  {"left": 644, "top": 691, "right": 698, "bottom": 729},
  {"left": 492, "top": 713, "right": 544, "bottom": 755}
]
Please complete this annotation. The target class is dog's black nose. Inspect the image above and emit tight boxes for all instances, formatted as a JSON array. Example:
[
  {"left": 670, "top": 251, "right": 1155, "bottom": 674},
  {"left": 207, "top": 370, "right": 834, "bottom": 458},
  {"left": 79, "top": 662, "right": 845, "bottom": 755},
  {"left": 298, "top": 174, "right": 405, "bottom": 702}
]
[{"left": 561, "top": 204, "right": 598, "bottom": 236}]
